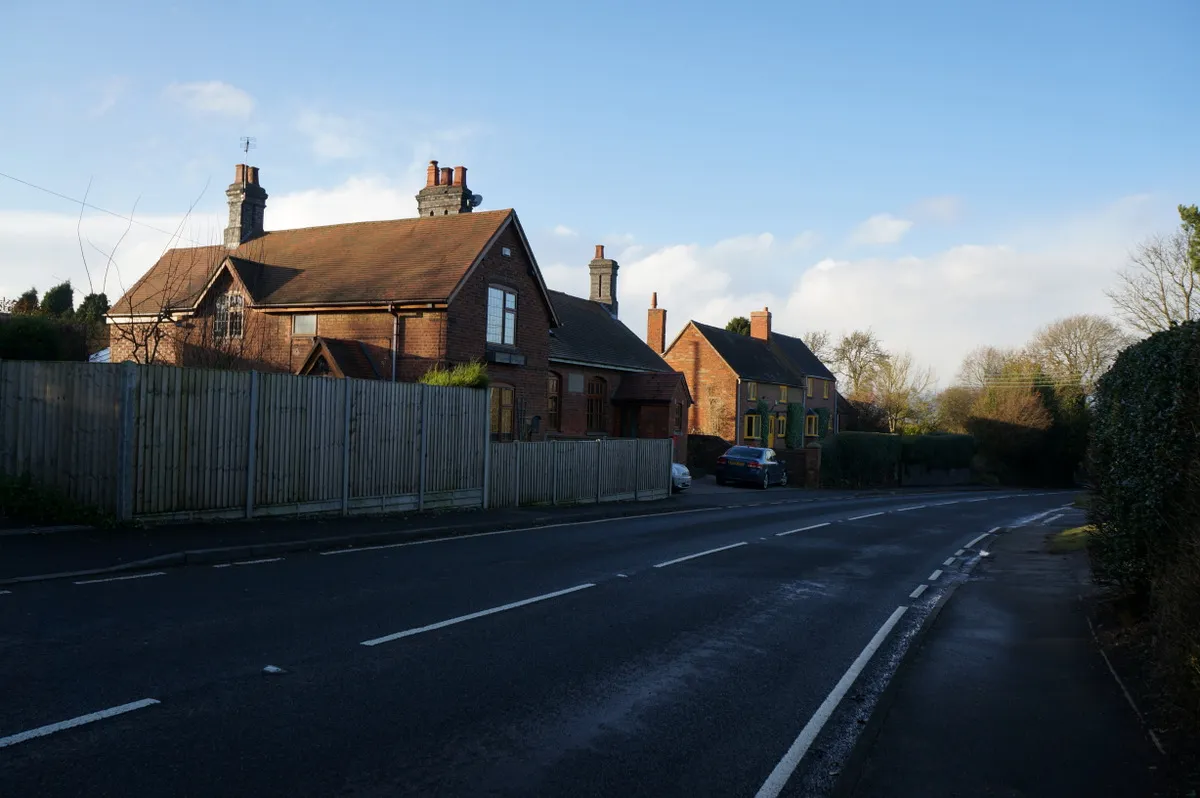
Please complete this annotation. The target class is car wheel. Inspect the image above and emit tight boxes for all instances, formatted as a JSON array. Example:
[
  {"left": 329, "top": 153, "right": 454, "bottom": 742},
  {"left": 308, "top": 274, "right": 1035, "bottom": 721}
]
[{"left": 759, "top": 472, "right": 769, "bottom": 490}]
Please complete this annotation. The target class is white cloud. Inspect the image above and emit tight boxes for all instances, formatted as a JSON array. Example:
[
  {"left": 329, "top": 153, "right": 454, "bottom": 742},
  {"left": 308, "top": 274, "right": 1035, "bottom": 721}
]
[
  {"left": 849, "top": 213, "right": 913, "bottom": 246},
  {"left": 164, "top": 81, "right": 254, "bottom": 118},
  {"left": 908, "top": 195, "right": 962, "bottom": 224},
  {"left": 553, "top": 224, "right": 577, "bottom": 237},
  {"left": 789, "top": 231, "right": 820, "bottom": 251},
  {"left": 296, "top": 110, "right": 366, "bottom": 160},
  {"left": 269, "top": 174, "right": 423, "bottom": 229},
  {"left": 91, "top": 76, "right": 128, "bottom": 117}
]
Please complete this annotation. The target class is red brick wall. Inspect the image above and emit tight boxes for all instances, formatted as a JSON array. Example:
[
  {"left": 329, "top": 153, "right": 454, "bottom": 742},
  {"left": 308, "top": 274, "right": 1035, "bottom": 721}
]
[
  {"left": 662, "top": 323, "right": 738, "bottom": 441},
  {"left": 548, "top": 365, "right": 626, "bottom": 437},
  {"left": 447, "top": 223, "right": 552, "bottom": 438}
]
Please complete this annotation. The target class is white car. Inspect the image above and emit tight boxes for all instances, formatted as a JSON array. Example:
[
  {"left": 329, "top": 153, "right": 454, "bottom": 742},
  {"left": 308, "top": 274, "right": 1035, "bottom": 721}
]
[{"left": 671, "top": 463, "right": 692, "bottom": 492}]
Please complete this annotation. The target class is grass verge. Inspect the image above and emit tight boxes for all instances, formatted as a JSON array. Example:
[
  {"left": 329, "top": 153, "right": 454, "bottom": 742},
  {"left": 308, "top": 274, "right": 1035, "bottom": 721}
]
[{"left": 1047, "top": 524, "right": 1092, "bottom": 553}]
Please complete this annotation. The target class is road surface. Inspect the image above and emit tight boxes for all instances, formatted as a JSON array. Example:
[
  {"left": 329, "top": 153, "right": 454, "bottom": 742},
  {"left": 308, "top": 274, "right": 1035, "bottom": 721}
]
[{"left": 0, "top": 489, "right": 1070, "bottom": 796}]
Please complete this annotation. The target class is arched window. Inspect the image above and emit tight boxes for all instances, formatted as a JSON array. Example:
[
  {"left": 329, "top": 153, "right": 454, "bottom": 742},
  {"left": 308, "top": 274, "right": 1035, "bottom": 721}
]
[
  {"left": 585, "top": 377, "right": 607, "bottom": 433},
  {"left": 547, "top": 373, "right": 562, "bottom": 431},
  {"left": 214, "top": 291, "right": 244, "bottom": 339}
]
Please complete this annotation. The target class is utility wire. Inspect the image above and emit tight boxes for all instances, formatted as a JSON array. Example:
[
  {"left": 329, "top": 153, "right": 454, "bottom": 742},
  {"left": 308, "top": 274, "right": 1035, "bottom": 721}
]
[{"left": 0, "top": 169, "right": 208, "bottom": 246}]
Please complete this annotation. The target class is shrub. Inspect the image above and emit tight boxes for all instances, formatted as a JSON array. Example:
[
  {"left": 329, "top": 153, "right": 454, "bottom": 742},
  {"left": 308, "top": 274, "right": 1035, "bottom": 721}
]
[
  {"left": 820, "top": 431, "right": 902, "bottom": 488},
  {"left": 0, "top": 314, "right": 88, "bottom": 360},
  {"left": 785, "top": 403, "right": 805, "bottom": 449},
  {"left": 900, "top": 433, "right": 975, "bottom": 471},
  {"left": 0, "top": 473, "right": 114, "bottom": 527},
  {"left": 419, "top": 361, "right": 490, "bottom": 389}
]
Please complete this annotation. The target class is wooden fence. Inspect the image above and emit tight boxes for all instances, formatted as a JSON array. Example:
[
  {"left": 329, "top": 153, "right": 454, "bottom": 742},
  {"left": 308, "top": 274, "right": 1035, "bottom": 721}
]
[
  {"left": 0, "top": 360, "right": 674, "bottom": 522},
  {"left": 488, "top": 438, "right": 673, "bottom": 509}
]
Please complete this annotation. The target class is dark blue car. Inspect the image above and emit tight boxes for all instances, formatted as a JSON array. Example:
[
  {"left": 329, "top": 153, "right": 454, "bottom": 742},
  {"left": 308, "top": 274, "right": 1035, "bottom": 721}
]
[{"left": 714, "top": 446, "right": 788, "bottom": 489}]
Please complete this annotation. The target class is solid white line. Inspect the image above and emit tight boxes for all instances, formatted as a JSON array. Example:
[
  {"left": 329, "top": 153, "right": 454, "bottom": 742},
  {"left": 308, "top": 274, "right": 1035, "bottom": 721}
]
[
  {"left": 847, "top": 511, "right": 885, "bottom": 521},
  {"left": 361, "top": 583, "right": 595, "bottom": 646},
  {"left": 776, "top": 522, "right": 830, "bottom": 537},
  {"left": 909, "top": 584, "right": 927, "bottom": 599},
  {"left": 755, "top": 606, "right": 908, "bottom": 798},
  {"left": 322, "top": 507, "right": 719, "bottom": 555},
  {"left": 929, "top": 569, "right": 943, "bottom": 581},
  {"left": 212, "top": 557, "right": 284, "bottom": 568},
  {"left": 1085, "top": 616, "right": 1166, "bottom": 755},
  {"left": 0, "top": 699, "right": 160, "bottom": 749},
  {"left": 1042, "top": 513, "right": 1064, "bottom": 525},
  {"left": 654, "top": 542, "right": 748, "bottom": 568},
  {"left": 943, "top": 557, "right": 956, "bottom": 566},
  {"left": 74, "top": 572, "right": 166, "bottom": 586},
  {"left": 964, "top": 532, "right": 990, "bottom": 549},
  {"left": 894, "top": 505, "right": 927, "bottom": 512}
]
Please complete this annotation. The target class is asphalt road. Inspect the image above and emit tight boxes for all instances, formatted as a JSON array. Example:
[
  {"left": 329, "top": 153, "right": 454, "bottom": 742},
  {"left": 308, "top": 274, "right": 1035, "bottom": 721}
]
[{"left": 0, "top": 489, "right": 1072, "bottom": 797}]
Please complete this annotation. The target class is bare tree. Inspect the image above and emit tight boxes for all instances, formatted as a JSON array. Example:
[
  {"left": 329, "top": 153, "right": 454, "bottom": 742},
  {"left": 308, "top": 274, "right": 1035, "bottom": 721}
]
[
  {"left": 1107, "top": 230, "right": 1198, "bottom": 336},
  {"left": 701, "top": 384, "right": 731, "bottom": 437},
  {"left": 936, "top": 385, "right": 980, "bottom": 434},
  {"left": 801, "top": 329, "right": 833, "bottom": 363},
  {"left": 955, "top": 345, "right": 1025, "bottom": 387},
  {"left": 832, "top": 329, "right": 889, "bottom": 394},
  {"left": 864, "top": 351, "right": 936, "bottom": 433},
  {"left": 1027, "top": 314, "right": 1130, "bottom": 394}
]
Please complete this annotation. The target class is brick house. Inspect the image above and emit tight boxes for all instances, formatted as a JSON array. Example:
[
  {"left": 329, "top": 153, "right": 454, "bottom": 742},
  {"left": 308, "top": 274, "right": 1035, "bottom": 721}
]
[
  {"left": 108, "top": 161, "right": 687, "bottom": 450},
  {"left": 652, "top": 305, "right": 839, "bottom": 448}
]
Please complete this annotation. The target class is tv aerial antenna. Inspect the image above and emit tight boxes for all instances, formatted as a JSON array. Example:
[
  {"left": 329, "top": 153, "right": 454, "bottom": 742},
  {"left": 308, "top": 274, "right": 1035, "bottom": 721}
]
[{"left": 240, "top": 136, "right": 257, "bottom": 155}]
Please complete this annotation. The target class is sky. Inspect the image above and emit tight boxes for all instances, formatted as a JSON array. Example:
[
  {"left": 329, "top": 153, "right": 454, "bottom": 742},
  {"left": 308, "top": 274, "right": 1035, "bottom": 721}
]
[{"left": 2, "top": 0, "right": 1197, "bottom": 384}]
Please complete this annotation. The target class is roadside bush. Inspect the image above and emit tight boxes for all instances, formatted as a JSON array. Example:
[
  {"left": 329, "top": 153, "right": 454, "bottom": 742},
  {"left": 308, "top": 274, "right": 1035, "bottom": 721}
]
[
  {"left": 0, "top": 315, "right": 88, "bottom": 361},
  {"left": 419, "top": 361, "right": 490, "bottom": 389},
  {"left": 820, "top": 432, "right": 902, "bottom": 488},
  {"left": 785, "top": 403, "right": 804, "bottom": 449},
  {"left": 900, "top": 433, "right": 975, "bottom": 471},
  {"left": 0, "top": 473, "right": 114, "bottom": 527}
]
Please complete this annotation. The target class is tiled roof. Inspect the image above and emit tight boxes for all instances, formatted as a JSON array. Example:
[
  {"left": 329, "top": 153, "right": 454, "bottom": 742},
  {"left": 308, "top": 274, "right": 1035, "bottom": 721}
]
[
  {"left": 613, "top": 371, "right": 690, "bottom": 404},
  {"left": 298, "top": 337, "right": 381, "bottom": 380},
  {"left": 112, "top": 210, "right": 515, "bottom": 315},
  {"left": 547, "top": 290, "right": 674, "bottom": 373},
  {"left": 691, "top": 322, "right": 836, "bottom": 384}
]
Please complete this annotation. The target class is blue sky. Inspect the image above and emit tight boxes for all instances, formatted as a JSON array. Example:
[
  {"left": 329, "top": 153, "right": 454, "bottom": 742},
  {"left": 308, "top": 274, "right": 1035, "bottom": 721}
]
[{"left": 2, "top": 0, "right": 1197, "bottom": 381}]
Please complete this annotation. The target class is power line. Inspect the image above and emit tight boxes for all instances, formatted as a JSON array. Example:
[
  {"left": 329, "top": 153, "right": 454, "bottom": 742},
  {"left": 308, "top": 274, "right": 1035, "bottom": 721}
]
[{"left": 0, "top": 169, "right": 208, "bottom": 246}]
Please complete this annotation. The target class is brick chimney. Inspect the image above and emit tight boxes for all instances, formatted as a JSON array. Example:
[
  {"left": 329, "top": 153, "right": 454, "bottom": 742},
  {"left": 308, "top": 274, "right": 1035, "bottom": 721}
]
[
  {"left": 224, "top": 163, "right": 268, "bottom": 249},
  {"left": 647, "top": 291, "right": 666, "bottom": 354},
  {"left": 750, "top": 307, "right": 772, "bottom": 341},
  {"left": 416, "top": 159, "right": 477, "bottom": 216},
  {"left": 589, "top": 244, "right": 619, "bottom": 318}
]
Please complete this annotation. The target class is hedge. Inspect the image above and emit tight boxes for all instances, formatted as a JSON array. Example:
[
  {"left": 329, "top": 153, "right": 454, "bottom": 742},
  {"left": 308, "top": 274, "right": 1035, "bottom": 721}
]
[
  {"left": 821, "top": 431, "right": 977, "bottom": 488},
  {"left": 785, "top": 403, "right": 805, "bottom": 449},
  {"left": 419, "top": 361, "right": 490, "bottom": 389},
  {"left": 0, "top": 315, "right": 88, "bottom": 361},
  {"left": 900, "top": 433, "right": 975, "bottom": 471}
]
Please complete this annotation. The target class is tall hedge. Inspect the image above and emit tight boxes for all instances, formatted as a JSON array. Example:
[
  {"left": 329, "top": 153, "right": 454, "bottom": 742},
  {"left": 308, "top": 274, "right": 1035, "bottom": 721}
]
[
  {"left": 821, "top": 431, "right": 977, "bottom": 488},
  {"left": 0, "top": 315, "right": 88, "bottom": 361},
  {"left": 900, "top": 433, "right": 975, "bottom": 471}
]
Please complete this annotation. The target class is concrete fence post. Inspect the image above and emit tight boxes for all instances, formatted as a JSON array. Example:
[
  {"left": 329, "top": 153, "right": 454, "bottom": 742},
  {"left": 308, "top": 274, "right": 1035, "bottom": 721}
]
[
  {"left": 115, "top": 361, "right": 137, "bottom": 522},
  {"left": 514, "top": 440, "right": 521, "bottom": 507},
  {"left": 341, "top": 377, "right": 352, "bottom": 516},
  {"left": 481, "top": 389, "right": 491, "bottom": 510},
  {"left": 634, "top": 438, "right": 641, "bottom": 501},
  {"left": 418, "top": 383, "right": 428, "bottom": 512},
  {"left": 551, "top": 439, "right": 559, "bottom": 506},
  {"left": 245, "top": 370, "right": 258, "bottom": 519},
  {"left": 595, "top": 438, "right": 603, "bottom": 504}
]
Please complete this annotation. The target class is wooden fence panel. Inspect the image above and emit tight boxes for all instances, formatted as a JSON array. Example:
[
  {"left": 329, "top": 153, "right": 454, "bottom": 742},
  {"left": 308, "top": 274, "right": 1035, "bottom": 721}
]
[
  {"left": 488, "top": 441, "right": 517, "bottom": 508},
  {"left": 254, "top": 373, "right": 345, "bottom": 512},
  {"left": 349, "top": 380, "right": 422, "bottom": 504},
  {"left": 0, "top": 360, "right": 123, "bottom": 512},
  {"left": 600, "top": 438, "right": 638, "bottom": 501},
  {"left": 423, "top": 386, "right": 486, "bottom": 504}
]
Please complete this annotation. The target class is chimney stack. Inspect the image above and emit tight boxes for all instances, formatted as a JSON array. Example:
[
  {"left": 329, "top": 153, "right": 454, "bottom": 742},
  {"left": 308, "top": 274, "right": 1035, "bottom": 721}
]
[
  {"left": 440, "top": 166, "right": 453, "bottom": 186},
  {"left": 453, "top": 165, "right": 467, "bottom": 187},
  {"left": 750, "top": 307, "right": 772, "bottom": 341},
  {"left": 224, "top": 163, "right": 268, "bottom": 249},
  {"left": 426, "top": 160, "right": 439, "bottom": 186},
  {"left": 647, "top": 291, "right": 667, "bottom": 354},
  {"left": 415, "top": 157, "right": 476, "bottom": 216},
  {"left": 589, "top": 243, "right": 619, "bottom": 318}
]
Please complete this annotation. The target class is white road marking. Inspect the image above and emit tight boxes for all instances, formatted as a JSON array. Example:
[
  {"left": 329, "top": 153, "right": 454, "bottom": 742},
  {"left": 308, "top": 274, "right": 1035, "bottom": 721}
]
[
  {"left": 755, "top": 606, "right": 908, "bottom": 798},
  {"left": 212, "top": 557, "right": 284, "bottom": 569},
  {"left": 776, "top": 522, "right": 830, "bottom": 537},
  {"left": 894, "top": 505, "right": 927, "bottom": 512},
  {"left": 616, "top": 573, "right": 628, "bottom": 578},
  {"left": 962, "top": 497, "right": 989, "bottom": 503},
  {"left": 909, "top": 584, "right": 928, "bottom": 599},
  {"left": 74, "top": 572, "right": 166, "bottom": 586},
  {"left": 0, "top": 699, "right": 160, "bottom": 749},
  {"left": 847, "top": 511, "right": 885, "bottom": 521},
  {"left": 0, "top": 590, "right": 11, "bottom": 595},
  {"left": 955, "top": 549, "right": 965, "bottom": 556},
  {"left": 929, "top": 569, "right": 943, "bottom": 581},
  {"left": 1085, "top": 616, "right": 1166, "bottom": 755},
  {"left": 654, "top": 542, "right": 748, "bottom": 569},
  {"left": 1042, "top": 513, "right": 1064, "bottom": 525},
  {"left": 943, "top": 557, "right": 956, "bottom": 566},
  {"left": 964, "top": 531, "right": 991, "bottom": 549},
  {"left": 361, "top": 583, "right": 596, "bottom": 647}
]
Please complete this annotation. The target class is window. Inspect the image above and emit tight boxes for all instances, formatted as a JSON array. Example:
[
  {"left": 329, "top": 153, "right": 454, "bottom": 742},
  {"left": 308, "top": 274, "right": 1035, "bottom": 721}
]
[
  {"left": 806, "top": 377, "right": 814, "bottom": 398},
  {"left": 776, "top": 414, "right": 787, "bottom": 438},
  {"left": 805, "top": 413, "right": 818, "bottom": 437},
  {"left": 214, "top": 292, "right": 244, "bottom": 339},
  {"left": 501, "top": 247, "right": 512, "bottom": 257},
  {"left": 673, "top": 401, "right": 684, "bottom": 433},
  {"left": 586, "top": 377, "right": 607, "bottom": 432},
  {"left": 292, "top": 314, "right": 316, "bottom": 336},
  {"left": 780, "top": 385, "right": 788, "bottom": 403},
  {"left": 747, "top": 381, "right": 757, "bottom": 400},
  {"left": 547, "top": 374, "right": 561, "bottom": 431},
  {"left": 490, "top": 386, "right": 515, "bottom": 441},
  {"left": 823, "top": 380, "right": 830, "bottom": 399},
  {"left": 486, "top": 286, "right": 517, "bottom": 346},
  {"left": 743, "top": 413, "right": 762, "bottom": 440}
]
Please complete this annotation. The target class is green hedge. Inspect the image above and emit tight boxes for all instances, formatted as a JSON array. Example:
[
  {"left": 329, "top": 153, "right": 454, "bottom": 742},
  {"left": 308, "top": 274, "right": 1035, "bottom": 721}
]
[
  {"left": 0, "top": 315, "right": 88, "bottom": 361},
  {"left": 1090, "top": 321, "right": 1200, "bottom": 593},
  {"left": 785, "top": 403, "right": 805, "bottom": 448},
  {"left": 419, "top": 361, "right": 490, "bottom": 389},
  {"left": 900, "top": 433, "right": 975, "bottom": 471}
]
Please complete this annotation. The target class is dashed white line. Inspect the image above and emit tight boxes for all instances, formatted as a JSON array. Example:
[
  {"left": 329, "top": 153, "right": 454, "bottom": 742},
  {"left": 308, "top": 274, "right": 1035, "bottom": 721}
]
[
  {"left": 847, "top": 511, "right": 885, "bottom": 521},
  {"left": 955, "top": 549, "right": 965, "bottom": 556},
  {"left": 361, "top": 583, "right": 595, "bottom": 646},
  {"left": 0, "top": 590, "right": 11, "bottom": 595},
  {"left": 929, "top": 569, "right": 943, "bottom": 581},
  {"left": 776, "top": 522, "right": 831, "bottom": 537},
  {"left": 1042, "top": 513, "right": 1064, "bottom": 525},
  {"left": 894, "top": 505, "right": 927, "bottom": 512},
  {"left": 212, "top": 557, "right": 284, "bottom": 568},
  {"left": 755, "top": 606, "right": 908, "bottom": 798},
  {"left": 909, "top": 584, "right": 928, "bottom": 599},
  {"left": 965, "top": 529, "right": 998, "bottom": 548},
  {"left": 0, "top": 699, "right": 160, "bottom": 749},
  {"left": 74, "top": 572, "right": 166, "bottom": 586},
  {"left": 943, "top": 557, "right": 956, "bottom": 567},
  {"left": 654, "top": 542, "right": 748, "bottom": 568}
]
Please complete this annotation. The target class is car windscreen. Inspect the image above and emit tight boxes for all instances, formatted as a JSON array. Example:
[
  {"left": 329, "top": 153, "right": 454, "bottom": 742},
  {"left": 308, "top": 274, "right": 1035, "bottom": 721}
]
[{"left": 725, "top": 447, "right": 763, "bottom": 459}]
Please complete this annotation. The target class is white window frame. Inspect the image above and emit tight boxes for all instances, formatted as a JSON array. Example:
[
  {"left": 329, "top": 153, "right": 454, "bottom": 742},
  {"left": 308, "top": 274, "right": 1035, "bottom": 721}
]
[
  {"left": 214, "top": 291, "right": 245, "bottom": 340},
  {"left": 292, "top": 314, "right": 316, "bottom": 336}
]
